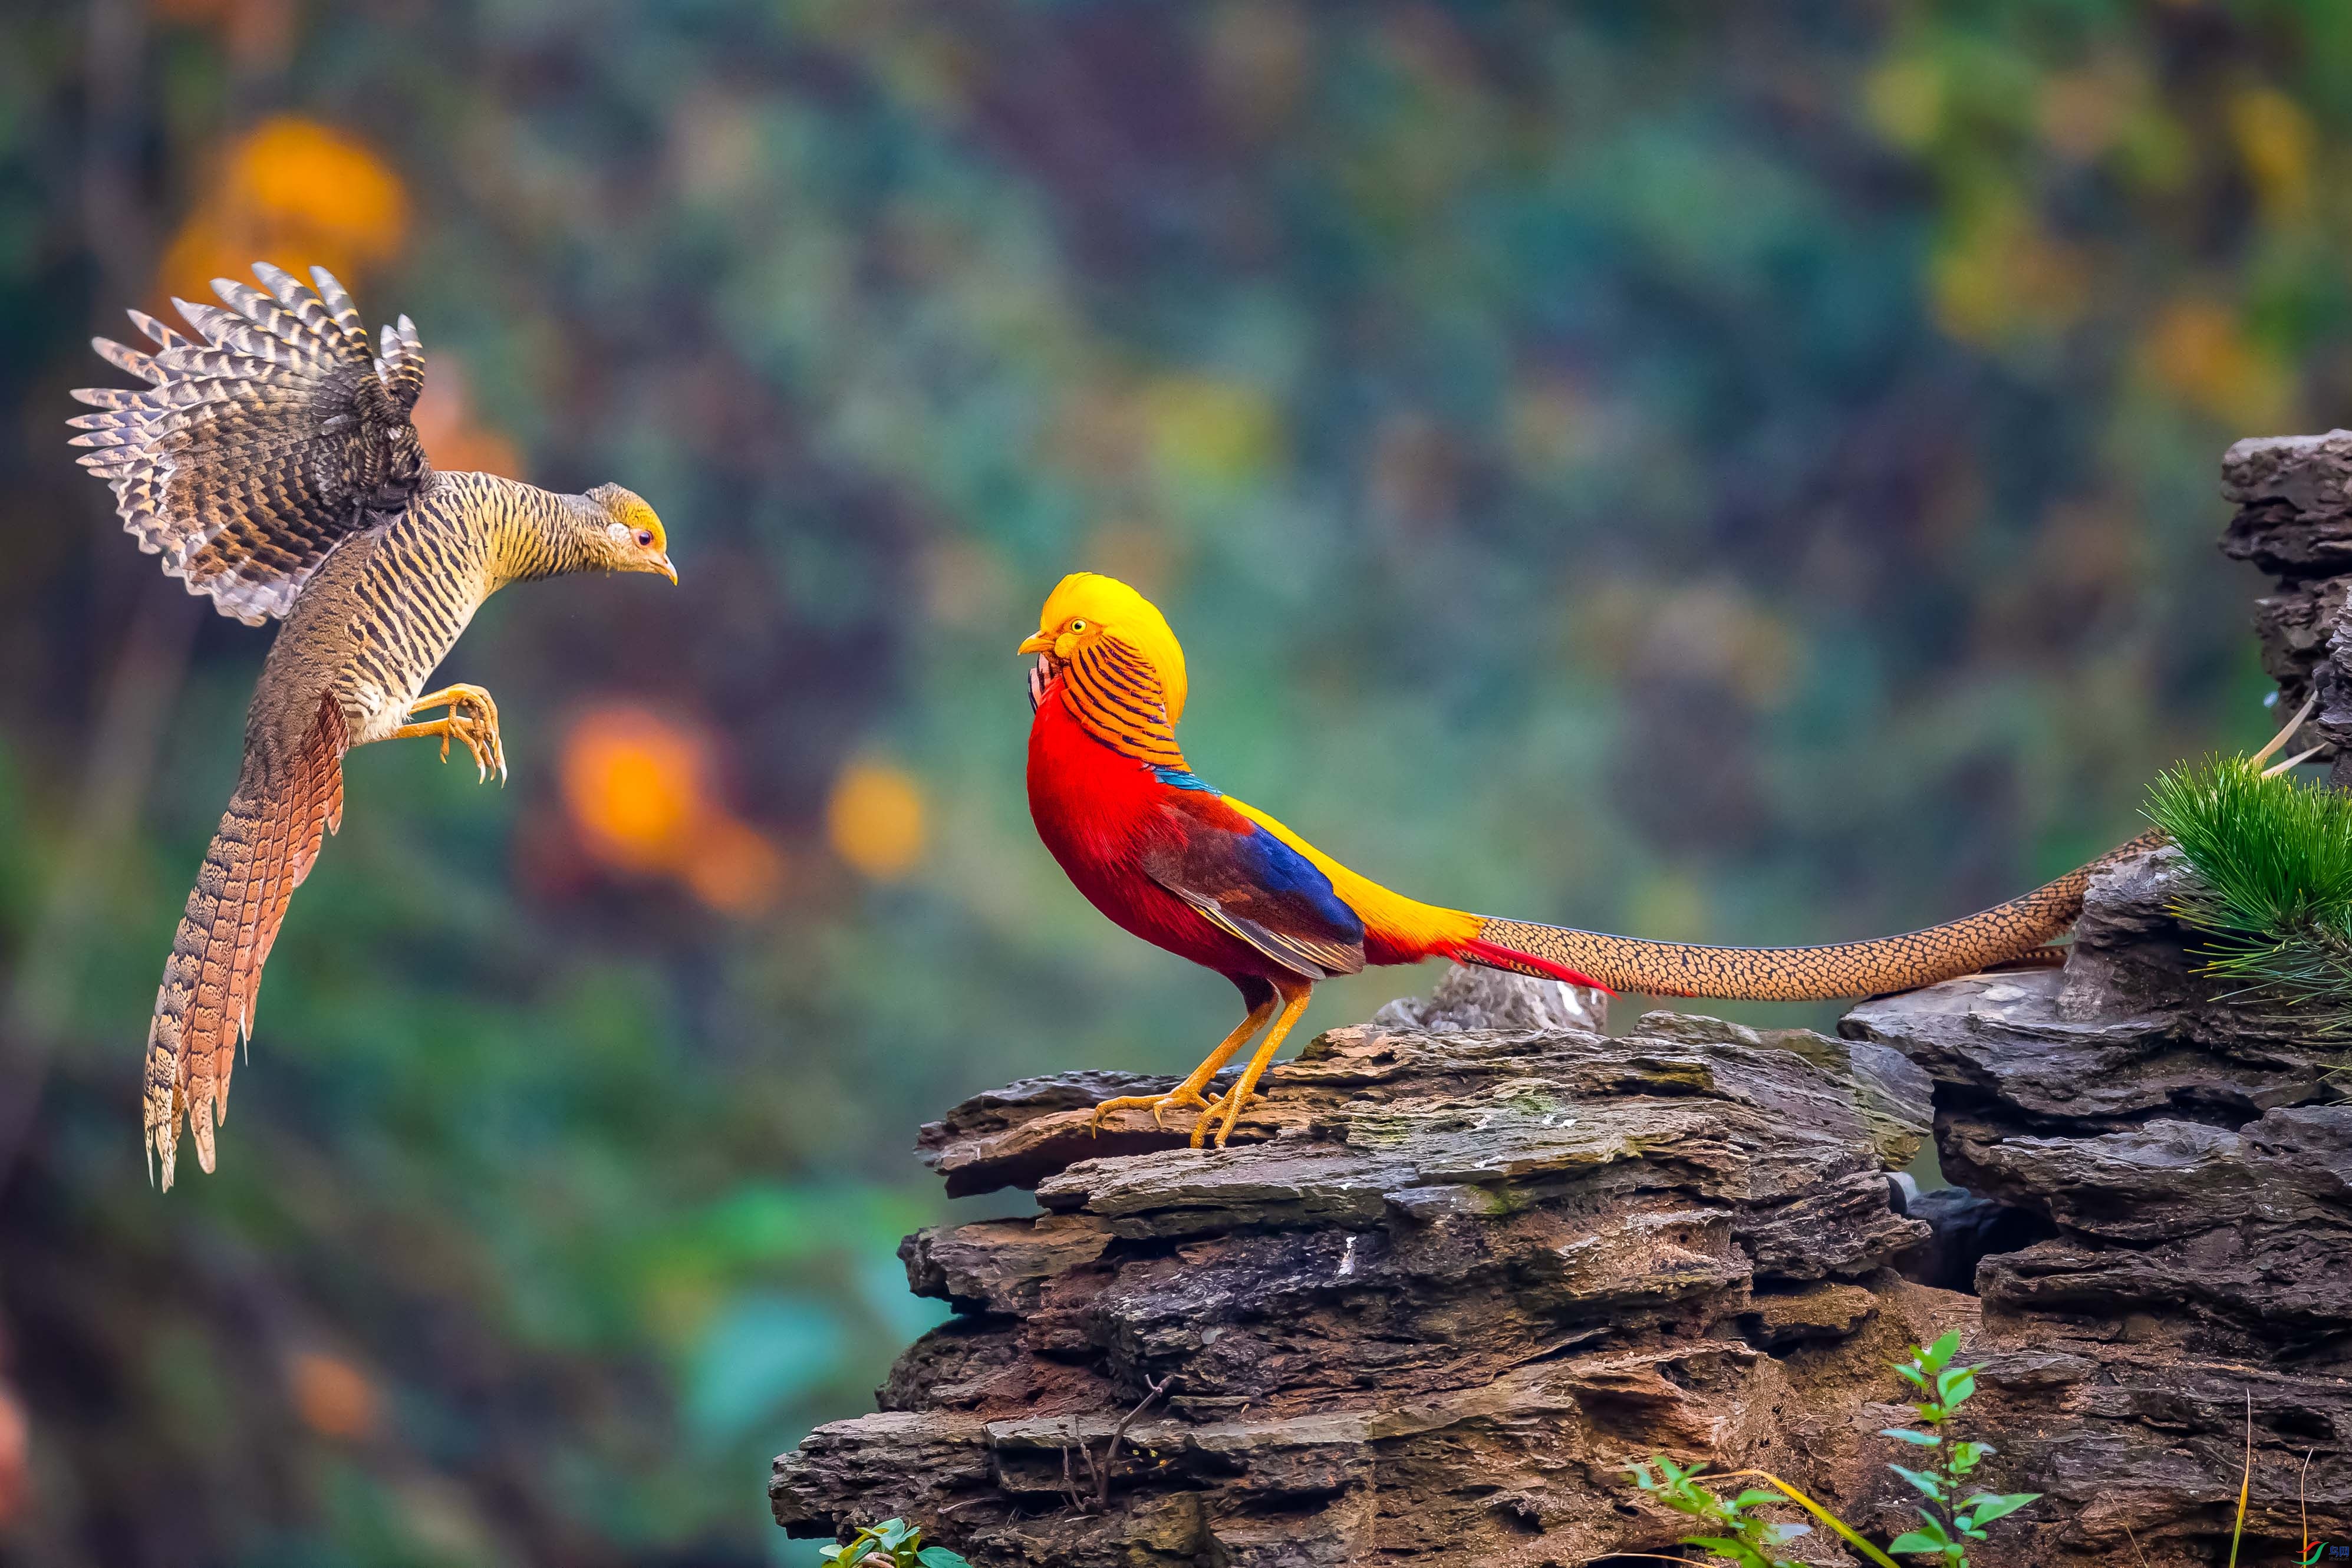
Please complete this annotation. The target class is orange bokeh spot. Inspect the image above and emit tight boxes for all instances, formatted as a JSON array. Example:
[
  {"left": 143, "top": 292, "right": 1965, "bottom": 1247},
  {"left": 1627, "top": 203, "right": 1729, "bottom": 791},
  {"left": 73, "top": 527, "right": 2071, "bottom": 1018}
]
[
  {"left": 287, "top": 1349, "right": 377, "bottom": 1442},
  {"left": 826, "top": 761, "right": 928, "bottom": 880},
  {"left": 681, "top": 818, "right": 788, "bottom": 913},
  {"left": 0, "top": 1383, "right": 22, "bottom": 1526},
  {"left": 559, "top": 705, "right": 784, "bottom": 914},
  {"left": 155, "top": 116, "right": 409, "bottom": 308},
  {"left": 562, "top": 709, "right": 705, "bottom": 871}
]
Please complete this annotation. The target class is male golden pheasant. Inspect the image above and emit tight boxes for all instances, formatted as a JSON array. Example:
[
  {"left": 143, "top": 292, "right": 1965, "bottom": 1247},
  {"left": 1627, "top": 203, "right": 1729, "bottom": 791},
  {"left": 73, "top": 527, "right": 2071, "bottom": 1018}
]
[
  {"left": 1021, "top": 573, "right": 2314, "bottom": 1148},
  {"left": 70, "top": 262, "right": 677, "bottom": 1188}
]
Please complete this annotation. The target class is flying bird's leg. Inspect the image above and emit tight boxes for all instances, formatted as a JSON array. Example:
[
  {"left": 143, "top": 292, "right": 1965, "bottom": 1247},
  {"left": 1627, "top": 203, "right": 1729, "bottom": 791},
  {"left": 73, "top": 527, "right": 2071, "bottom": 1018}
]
[
  {"left": 394, "top": 684, "right": 506, "bottom": 783},
  {"left": 1192, "top": 978, "right": 1313, "bottom": 1149},
  {"left": 1088, "top": 990, "right": 1280, "bottom": 1134}
]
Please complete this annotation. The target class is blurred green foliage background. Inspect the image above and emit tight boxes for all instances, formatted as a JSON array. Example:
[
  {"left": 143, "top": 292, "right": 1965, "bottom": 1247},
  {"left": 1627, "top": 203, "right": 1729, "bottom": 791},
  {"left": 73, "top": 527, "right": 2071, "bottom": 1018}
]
[{"left": 0, "top": 1, "right": 2335, "bottom": 1562}]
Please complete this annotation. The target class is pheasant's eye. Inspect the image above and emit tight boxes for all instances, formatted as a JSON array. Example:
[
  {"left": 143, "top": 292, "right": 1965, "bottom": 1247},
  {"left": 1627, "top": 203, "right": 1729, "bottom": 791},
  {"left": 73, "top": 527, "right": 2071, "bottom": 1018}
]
[
  {"left": 635, "top": 529, "right": 655, "bottom": 548},
  {"left": 1069, "top": 619, "right": 1088, "bottom": 632}
]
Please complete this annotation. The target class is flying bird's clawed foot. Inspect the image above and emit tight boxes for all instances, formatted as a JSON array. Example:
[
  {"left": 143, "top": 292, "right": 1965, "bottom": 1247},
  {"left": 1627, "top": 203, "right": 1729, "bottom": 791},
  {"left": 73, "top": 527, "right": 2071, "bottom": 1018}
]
[
  {"left": 395, "top": 684, "right": 506, "bottom": 783},
  {"left": 1088, "top": 1085, "right": 1213, "bottom": 1134}
]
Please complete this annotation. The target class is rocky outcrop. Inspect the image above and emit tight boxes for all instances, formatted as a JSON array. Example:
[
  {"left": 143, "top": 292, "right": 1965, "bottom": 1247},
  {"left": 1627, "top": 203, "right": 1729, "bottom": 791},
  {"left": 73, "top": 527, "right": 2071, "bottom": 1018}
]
[
  {"left": 2224, "top": 429, "right": 2352, "bottom": 783},
  {"left": 777, "top": 440, "right": 2352, "bottom": 1566},
  {"left": 774, "top": 969, "right": 1994, "bottom": 1566},
  {"left": 779, "top": 865, "right": 2352, "bottom": 1567},
  {"left": 1844, "top": 841, "right": 2352, "bottom": 1566}
]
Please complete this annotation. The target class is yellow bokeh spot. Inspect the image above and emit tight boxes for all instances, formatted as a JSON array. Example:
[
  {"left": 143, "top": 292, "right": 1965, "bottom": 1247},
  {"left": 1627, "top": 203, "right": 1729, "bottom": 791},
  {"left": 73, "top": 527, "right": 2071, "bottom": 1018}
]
[
  {"left": 2143, "top": 298, "right": 2293, "bottom": 430},
  {"left": 1862, "top": 58, "right": 1941, "bottom": 150},
  {"left": 826, "top": 762, "right": 928, "bottom": 880},
  {"left": 1929, "top": 199, "right": 2090, "bottom": 348},
  {"left": 1142, "top": 375, "right": 1283, "bottom": 489},
  {"left": 2228, "top": 88, "right": 2314, "bottom": 224}
]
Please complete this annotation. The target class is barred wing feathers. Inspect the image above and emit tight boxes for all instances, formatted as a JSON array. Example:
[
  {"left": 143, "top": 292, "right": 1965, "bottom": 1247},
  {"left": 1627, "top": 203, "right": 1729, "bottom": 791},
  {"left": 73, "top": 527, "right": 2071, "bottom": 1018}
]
[{"left": 69, "top": 263, "right": 427, "bottom": 625}]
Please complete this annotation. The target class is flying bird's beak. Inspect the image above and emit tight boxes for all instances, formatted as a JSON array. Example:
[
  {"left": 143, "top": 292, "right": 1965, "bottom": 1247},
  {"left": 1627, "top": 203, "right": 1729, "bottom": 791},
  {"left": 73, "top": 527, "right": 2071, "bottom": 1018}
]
[{"left": 1016, "top": 632, "right": 1055, "bottom": 656}]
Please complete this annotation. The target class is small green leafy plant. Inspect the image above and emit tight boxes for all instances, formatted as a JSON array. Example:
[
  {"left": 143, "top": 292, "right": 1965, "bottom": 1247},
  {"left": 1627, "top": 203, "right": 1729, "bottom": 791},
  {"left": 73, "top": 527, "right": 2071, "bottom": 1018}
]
[
  {"left": 818, "top": 1517, "right": 969, "bottom": 1568},
  {"left": 1623, "top": 1455, "right": 1814, "bottom": 1568},
  {"left": 2146, "top": 750, "right": 2352, "bottom": 1036},
  {"left": 1626, "top": 1330, "right": 2037, "bottom": 1567},
  {"left": 1879, "top": 1329, "right": 2038, "bottom": 1562}
]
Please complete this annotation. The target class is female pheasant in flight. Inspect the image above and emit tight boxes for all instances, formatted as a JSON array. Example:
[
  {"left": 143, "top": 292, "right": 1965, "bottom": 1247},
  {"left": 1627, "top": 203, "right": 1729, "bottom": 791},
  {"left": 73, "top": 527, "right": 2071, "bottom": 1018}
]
[
  {"left": 70, "top": 262, "right": 677, "bottom": 1188},
  {"left": 1020, "top": 573, "right": 2311, "bottom": 1149}
]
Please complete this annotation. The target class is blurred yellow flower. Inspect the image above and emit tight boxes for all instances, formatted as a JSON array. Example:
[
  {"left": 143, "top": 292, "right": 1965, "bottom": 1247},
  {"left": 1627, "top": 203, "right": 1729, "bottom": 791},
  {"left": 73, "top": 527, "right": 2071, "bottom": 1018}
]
[{"left": 826, "top": 761, "right": 927, "bottom": 880}]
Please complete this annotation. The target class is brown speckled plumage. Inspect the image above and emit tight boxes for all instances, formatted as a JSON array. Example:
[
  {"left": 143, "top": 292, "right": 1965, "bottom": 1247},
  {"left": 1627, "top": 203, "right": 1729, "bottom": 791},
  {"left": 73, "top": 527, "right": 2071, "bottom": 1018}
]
[
  {"left": 1471, "top": 828, "right": 2166, "bottom": 1000},
  {"left": 71, "top": 263, "right": 674, "bottom": 1188}
]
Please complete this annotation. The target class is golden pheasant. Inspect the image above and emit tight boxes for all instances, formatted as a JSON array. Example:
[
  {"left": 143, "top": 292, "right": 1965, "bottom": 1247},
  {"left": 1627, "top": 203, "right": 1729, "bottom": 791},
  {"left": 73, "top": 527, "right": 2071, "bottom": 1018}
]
[
  {"left": 70, "top": 262, "right": 677, "bottom": 1188},
  {"left": 1020, "top": 573, "right": 2315, "bottom": 1148}
]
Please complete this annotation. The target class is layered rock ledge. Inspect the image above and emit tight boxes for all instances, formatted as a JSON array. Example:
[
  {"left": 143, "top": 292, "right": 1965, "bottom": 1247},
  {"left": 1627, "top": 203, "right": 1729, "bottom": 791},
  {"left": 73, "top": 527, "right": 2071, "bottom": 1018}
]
[
  {"left": 773, "top": 971, "right": 1984, "bottom": 1565},
  {"left": 778, "top": 855, "right": 2352, "bottom": 1566},
  {"left": 1843, "top": 839, "right": 2352, "bottom": 1566}
]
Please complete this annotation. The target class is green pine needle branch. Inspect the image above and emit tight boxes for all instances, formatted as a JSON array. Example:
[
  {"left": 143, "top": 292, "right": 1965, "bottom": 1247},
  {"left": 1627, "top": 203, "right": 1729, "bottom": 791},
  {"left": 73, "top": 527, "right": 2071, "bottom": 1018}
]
[{"left": 2144, "top": 752, "right": 2352, "bottom": 1037}]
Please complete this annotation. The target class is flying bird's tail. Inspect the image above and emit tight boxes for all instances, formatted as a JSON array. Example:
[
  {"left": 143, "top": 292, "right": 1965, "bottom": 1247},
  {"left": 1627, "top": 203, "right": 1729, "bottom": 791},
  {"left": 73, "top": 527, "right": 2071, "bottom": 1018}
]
[
  {"left": 146, "top": 696, "right": 345, "bottom": 1189},
  {"left": 1451, "top": 829, "right": 2167, "bottom": 1001}
]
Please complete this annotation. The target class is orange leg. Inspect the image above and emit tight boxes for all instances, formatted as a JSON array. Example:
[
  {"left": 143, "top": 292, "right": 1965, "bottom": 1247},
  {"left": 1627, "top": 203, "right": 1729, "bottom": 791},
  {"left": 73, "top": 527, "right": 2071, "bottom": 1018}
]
[
  {"left": 1192, "top": 978, "right": 1313, "bottom": 1149},
  {"left": 393, "top": 684, "right": 505, "bottom": 783},
  {"left": 1089, "top": 992, "right": 1281, "bottom": 1134}
]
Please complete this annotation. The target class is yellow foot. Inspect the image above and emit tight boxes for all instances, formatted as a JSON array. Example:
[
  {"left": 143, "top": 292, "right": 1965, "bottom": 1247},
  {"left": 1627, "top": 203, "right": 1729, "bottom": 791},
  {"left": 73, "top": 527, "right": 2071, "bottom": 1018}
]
[
  {"left": 1088, "top": 1085, "right": 1213, "bottom": 1135},
  {"left": 393, "top": 684, "right": 506, "bottom": 783},
  {"left": 1189, "top": 1086, "right": 1257, "bottom": 1149}
]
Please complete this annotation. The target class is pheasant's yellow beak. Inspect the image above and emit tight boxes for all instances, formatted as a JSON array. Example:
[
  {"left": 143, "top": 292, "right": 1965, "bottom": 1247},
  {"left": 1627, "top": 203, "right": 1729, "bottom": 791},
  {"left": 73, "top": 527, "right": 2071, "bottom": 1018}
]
[{"left": 1016, "top": 632, "right": 1055, "bottom": 656}]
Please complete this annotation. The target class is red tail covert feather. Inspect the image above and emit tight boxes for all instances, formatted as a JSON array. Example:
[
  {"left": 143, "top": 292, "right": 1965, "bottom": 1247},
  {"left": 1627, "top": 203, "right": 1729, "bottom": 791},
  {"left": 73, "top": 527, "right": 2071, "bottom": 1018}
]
[{"left": 1450, "top": 937, "right": 1615, "bottom": 996}]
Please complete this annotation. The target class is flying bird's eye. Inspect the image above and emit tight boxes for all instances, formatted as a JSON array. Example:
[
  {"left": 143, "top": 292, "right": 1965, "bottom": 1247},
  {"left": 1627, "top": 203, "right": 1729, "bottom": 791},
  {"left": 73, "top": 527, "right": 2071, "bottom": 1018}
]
[{"left": 635, "top": 529, "right": 655, "bottom": 547}]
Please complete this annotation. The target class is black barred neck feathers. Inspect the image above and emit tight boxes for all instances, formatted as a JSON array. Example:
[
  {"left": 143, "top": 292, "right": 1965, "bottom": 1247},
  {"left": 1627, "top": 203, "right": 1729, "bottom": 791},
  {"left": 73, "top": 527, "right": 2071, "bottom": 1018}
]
[
  {"left": 1059, "top": 634, "right": 1188, "bottom": 770},
  {"left": 454, "top": 474, "right": 650, "bottom": 590}
]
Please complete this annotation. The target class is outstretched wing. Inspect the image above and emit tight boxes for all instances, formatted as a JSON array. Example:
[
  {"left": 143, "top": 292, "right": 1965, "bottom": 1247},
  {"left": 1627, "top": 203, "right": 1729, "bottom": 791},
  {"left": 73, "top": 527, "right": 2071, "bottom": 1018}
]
[
  {"left": 1143, "top": 793, "right": 1367, "bottom": 981},
  {"left": 68, "top": 262, "right": 428, "bottom": 625}
]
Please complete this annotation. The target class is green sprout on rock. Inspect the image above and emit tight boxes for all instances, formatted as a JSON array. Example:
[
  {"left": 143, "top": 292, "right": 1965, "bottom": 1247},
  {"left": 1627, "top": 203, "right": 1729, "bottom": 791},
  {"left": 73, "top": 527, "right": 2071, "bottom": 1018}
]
[
  {"left": 1626, "top": 1330, "right": 2038, "bottom": 1568},
  {"left": 818, "top": 1517, "right": 969, "bottom": 1568}
]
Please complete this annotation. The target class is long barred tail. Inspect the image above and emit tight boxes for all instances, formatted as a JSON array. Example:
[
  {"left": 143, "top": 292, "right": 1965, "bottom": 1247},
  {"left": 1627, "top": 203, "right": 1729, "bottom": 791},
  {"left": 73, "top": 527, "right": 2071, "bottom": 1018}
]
[
  {"left": 1454, "top": 829, "right": 2166, "bottom": 1002},
  {"left": 146, "top": 697, "right": 345, "bottom": 1189}
]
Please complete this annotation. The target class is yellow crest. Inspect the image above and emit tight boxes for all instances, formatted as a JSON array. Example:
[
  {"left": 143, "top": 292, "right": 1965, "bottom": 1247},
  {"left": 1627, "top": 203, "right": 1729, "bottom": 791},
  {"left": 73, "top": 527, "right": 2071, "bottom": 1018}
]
[{"left": 1030, "top": 573, "right": 1189, "bottom": 722}]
